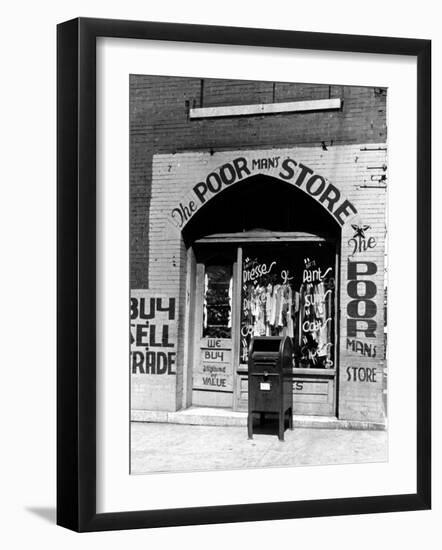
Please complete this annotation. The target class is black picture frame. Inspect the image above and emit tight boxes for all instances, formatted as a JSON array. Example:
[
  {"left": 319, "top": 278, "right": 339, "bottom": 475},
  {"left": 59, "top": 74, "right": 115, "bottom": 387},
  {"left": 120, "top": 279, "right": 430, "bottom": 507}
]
[{"left": 57, "top": 17, "right": 431, "bottom": 532}]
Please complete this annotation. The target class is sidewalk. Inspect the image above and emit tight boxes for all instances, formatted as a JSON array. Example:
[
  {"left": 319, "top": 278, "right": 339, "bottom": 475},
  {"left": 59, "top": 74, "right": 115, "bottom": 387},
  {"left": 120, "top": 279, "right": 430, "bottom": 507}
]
[
  {"left": 131, "top": 406, "right": 386, "bottom": 430},
  {"left": 131, "top": 419, "right": 388, "bottom": 475}
]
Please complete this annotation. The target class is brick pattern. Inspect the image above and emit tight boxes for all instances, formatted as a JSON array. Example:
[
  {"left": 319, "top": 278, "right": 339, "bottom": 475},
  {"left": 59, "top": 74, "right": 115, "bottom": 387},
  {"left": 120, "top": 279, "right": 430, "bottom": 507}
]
[
  {"left": 130, "top": 77, "right": 387, "bottom": 420},
  {"left": 130, "top": 76, "right": 386, "bottom": 288},
  {"left": 144, "top": 145, "right": 386, "bottom": 421},
  {"left": 338, "top": 148, "right": 386, "bottom": 423}
]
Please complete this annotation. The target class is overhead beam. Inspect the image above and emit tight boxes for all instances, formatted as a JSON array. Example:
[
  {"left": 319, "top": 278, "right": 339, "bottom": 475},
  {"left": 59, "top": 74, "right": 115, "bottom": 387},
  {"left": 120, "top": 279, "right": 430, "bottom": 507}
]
[
  {"left": 195, "top": 231, "right": 331, "bottom": 244},
  {"left": 189, "top": 98, "right": 342, "bottom": 119}
]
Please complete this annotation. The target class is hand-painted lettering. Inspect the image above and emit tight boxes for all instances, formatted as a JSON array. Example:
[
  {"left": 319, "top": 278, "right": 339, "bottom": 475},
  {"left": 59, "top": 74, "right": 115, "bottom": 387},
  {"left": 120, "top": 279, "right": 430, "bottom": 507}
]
[
  {"left": 346, "top": 366, "right": 377, "bottom": 382},
  {"left": 347, "top": 261, "right": 378, "bottom": 338},
  {"left": 130, "top": 292, "right": 177, "bottom": 375},
  {"left": 346, "top": 338, "right": 377, "bottom": 358},
  {"left": 171, "top": 155, "right": 358, "bottom": 228}
]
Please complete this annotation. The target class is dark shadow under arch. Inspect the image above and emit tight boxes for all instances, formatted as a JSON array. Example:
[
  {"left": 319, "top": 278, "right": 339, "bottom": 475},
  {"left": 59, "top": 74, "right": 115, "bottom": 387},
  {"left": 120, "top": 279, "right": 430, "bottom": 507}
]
[{"left": 182, "top": 174, "right": 341, "bottom": 245}]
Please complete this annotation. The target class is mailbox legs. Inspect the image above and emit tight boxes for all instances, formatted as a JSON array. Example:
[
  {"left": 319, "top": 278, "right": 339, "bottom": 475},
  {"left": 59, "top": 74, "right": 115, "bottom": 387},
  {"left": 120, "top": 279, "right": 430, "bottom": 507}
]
[
  {"left": 248, "top": 409, "right": 292, "bottom": 440},
  {"left": 278, "top": 411, "right": 285, "bottom": 441},
  {"left": 247, "top": 413, "right": 253, "bottom": 440}
]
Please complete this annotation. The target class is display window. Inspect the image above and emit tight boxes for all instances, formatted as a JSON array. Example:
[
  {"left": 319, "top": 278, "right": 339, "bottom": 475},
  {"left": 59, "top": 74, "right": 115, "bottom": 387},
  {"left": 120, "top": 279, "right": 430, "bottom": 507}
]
[{"left": 240, "top": 244, "right": 336, "bottom": 370}]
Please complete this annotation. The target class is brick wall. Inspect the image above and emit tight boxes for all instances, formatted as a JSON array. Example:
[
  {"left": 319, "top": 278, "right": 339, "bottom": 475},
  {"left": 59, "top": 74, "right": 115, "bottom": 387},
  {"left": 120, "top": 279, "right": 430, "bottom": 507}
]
[
  {"left": 130, "top": 76, "right": 386, "bottom": 288},
  {"left": 130, "top": 77, "right": 387, "bottom": 421},
  {"left": 131, "top": 145, "right": 386, "bottom": 420}
]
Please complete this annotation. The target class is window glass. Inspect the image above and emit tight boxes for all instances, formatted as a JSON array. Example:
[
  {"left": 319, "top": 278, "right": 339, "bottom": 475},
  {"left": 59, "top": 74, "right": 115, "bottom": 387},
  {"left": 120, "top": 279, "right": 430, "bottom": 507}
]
[
  {"left": 203, "top": 264, "right": 232, "bottom": 338},
  {"left": 240, "top": 245, "right": 335, "bottom": 368}
]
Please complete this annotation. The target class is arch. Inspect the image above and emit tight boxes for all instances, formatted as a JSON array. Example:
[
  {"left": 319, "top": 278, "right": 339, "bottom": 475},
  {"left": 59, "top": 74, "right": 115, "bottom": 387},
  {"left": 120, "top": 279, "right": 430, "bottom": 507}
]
[{"left": 182, "top": 174, "right": 342, "bottom": 245}]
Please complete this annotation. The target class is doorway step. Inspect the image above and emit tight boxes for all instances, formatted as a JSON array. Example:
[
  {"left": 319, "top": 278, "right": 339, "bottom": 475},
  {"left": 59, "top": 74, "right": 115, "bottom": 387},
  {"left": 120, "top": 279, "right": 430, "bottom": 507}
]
[{"left": 131, "top": 407, "right": 385, "bottom": 430}]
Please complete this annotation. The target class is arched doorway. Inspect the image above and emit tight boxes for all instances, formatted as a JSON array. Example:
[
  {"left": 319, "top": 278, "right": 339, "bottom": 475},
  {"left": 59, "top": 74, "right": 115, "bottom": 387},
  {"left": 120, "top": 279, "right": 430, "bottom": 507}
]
[{"left": 182, "top": 175, "right": 341, "bottom": 415}]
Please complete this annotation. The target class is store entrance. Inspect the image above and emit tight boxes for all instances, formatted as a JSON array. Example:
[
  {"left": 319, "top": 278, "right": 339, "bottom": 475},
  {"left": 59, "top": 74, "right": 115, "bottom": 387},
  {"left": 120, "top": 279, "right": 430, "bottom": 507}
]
[
  {"left": 183, "top": 174, "right": 341, "bottom": 415},
  {"left": 236, "top": 239, "right": 338, "bottom": 414},
  {"left": 191, "top": 247, "right": 237, "bottom": 408},
  {"left": 190, "top": 236, "right": 338, "bottom": 414}
]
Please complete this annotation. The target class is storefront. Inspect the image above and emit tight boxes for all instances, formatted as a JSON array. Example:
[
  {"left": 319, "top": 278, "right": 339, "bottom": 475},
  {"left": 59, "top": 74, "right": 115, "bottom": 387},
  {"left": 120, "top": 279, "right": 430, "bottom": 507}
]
[
  {"left": 191, "top": 236, "right": 338, "bottom": 415},
  {"left": 131, "top": 144, "right": 387, "bottom": 426}
]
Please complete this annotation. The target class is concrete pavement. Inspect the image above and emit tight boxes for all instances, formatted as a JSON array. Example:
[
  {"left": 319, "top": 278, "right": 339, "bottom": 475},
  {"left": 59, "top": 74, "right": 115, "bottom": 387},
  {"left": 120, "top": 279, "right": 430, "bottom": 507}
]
[{"left": 131, "top": 419, "right": 387, "bottom": 475}]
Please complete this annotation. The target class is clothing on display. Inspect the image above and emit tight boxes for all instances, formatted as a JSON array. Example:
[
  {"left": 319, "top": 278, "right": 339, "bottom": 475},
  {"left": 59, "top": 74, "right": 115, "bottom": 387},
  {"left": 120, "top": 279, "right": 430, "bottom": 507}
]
[
  {"left": 296, "top": 277, "right": 334, "bottom": 368},
  {"left": 241, "top": 254, "right": 334, "bottom": 368},
  {"left": 247, "top": 282, "right": 294, "bottom": 338}
]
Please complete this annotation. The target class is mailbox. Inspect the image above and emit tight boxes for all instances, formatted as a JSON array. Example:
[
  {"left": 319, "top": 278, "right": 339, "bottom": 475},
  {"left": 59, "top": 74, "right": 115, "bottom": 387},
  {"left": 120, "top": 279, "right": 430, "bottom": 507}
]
[{"left": 247, "top": 336, "right": 293, "bottom": 441}]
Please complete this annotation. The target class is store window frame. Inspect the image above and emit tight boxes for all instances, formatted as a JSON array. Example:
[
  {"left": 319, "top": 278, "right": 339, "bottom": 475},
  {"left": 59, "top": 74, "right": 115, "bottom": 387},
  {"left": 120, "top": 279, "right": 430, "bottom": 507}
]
[{"left": 189, "top": 230, "right": 341, "bottom": 413}]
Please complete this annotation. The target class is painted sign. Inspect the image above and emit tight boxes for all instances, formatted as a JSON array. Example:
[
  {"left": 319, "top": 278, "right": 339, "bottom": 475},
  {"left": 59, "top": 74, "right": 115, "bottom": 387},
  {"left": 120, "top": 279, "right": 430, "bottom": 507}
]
[
  {"left": 169, "top": 155, "right": 358, "bottom": 229},
  {"left": 346, "top": 366, "right": 378, "bottom": 382},
  {"left": 130, "top": 291, "right": 177, "bottom": 375},
  {"left": 348, "top": 224, "right": 377, "bottom": 256},
  {"left": 346, "top": 260, "right": 378, "bottom": 339},
  {"left": 193, "top": 338, "right": 233, "bottom": 392}
]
